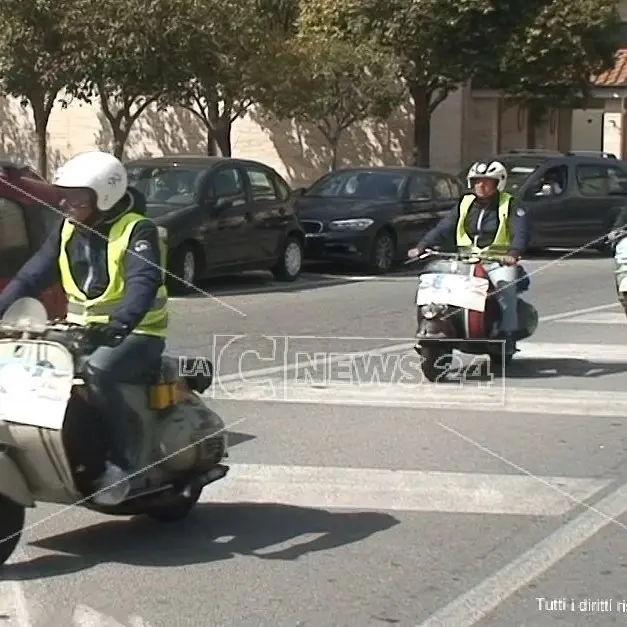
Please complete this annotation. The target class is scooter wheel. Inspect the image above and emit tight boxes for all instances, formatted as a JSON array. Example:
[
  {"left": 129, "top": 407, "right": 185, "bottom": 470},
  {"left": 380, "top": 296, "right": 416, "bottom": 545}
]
[
  {"left": 420, "top": 345, "right": 451, "bottom": 382},
  {"left": 0, "top": 495, "right": 24, "bottom": 566},
  {"left": 145, "top": 486, "right": 202, "bottom": 523},
  {"left": 489, "top": 350, "right": 514, "bottom": 367}
]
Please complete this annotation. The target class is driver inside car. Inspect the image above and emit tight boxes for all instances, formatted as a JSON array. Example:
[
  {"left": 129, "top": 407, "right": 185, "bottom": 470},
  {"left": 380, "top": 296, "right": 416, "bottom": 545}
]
[
  {"left": 0, "top": 150, "right": 168, "bottom": 506},
  {"left": 408, "top": 160, "right": 531, "bottom": 356}
]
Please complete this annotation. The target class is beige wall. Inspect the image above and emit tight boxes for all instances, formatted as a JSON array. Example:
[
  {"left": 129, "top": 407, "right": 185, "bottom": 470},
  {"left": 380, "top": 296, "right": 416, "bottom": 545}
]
[{"left": 0, "top": 88, "right": 469, "bottom": 184}]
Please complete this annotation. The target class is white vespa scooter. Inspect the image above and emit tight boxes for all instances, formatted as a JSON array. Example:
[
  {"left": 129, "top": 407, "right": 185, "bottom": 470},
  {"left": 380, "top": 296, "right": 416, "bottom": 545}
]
[{"left": 0, "top": 298, "right": 229, "bottom": 565}]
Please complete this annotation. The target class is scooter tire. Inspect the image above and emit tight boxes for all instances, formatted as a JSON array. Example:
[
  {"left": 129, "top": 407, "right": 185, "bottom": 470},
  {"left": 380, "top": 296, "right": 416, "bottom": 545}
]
[
  {"left": 489, "top": 350, "right": 514, "bottom": 367},
  {"left": 145, "top": 487, "right": 202, "bottom": 523},
  {"left": 420, "top": 345, "right": 451, "bottom": 383},
  {"left": 0, "top": 495, "right": 24, "bottom": 566}
]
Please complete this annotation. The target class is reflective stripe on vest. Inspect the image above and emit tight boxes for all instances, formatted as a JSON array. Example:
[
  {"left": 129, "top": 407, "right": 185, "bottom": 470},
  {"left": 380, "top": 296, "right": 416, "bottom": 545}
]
[
  {"left": 455, "top": 192, "right": 512, "bottom": 255},
  {"left": 58, "top": 212, "right": 168, "bottom": 337}
]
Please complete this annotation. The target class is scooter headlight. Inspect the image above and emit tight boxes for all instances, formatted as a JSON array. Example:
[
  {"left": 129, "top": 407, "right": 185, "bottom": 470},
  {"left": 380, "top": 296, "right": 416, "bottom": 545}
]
[{"left": 421, "top": 303, "right": 447, "bottom": 319}]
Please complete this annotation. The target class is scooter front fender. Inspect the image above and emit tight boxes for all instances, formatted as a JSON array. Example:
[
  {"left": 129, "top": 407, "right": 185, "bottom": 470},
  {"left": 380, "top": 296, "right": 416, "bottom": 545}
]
[{"left": 0, "top": 452, "right": 34, "bottom": 507}]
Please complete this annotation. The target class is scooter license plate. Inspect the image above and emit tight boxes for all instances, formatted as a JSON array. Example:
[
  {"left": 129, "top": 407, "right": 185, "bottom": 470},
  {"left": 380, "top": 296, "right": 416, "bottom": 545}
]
[{"left": 416, "top": 273, "right": 489, "bottom": 312}]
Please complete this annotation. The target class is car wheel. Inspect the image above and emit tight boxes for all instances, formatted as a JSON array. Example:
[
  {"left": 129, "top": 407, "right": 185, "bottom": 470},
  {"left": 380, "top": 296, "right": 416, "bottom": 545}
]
[
  {"left": 272, "top": 235, "right": 303, "bottom": 281},
  {"left": 168, "top": 244, "right": 198, "bottom": 295},
  {"left": 370, "top": 229, "right": 396, "bottom": 274}
]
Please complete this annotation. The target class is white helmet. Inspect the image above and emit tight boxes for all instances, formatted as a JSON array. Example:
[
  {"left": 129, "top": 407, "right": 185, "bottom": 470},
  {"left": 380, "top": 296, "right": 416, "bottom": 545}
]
[
  {"left": 54, "top": 151, "right": 128, "bottom": 212},
  {"left": 467, "top": 161, "right": 507, "bottom": 192}
]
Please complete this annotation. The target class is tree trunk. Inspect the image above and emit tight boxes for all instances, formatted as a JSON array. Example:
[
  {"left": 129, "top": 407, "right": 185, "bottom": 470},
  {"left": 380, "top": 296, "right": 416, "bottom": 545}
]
[
  {"left": 410, "top": 86, "right": 431, "bottom": 167},
  {"left": 112, "top": 127, "right": 130, "bottom": 160},
  {"left": 98, "top": 89, "right": 156, "bottom": 160},
  {"left": 206, "top": 127, "right": 216, "bottom": 156},
  {"left": 31, "top": 96, "right": 54, "bottom": 179},
  {"left": 329, "top": 136, "right": 340, "bottom": 170},
  {"left": 213, "top": 120, "right": 232, "bottom": 156}
]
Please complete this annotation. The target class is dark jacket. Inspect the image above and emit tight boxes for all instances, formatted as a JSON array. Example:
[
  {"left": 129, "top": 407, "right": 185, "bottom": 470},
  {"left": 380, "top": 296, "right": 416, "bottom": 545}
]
[
  {"left": 0, "top": 191, "right": 163, "bottom": 331},
  {"left": 419, "top": 192, "right": 530, "bottom": 257}
]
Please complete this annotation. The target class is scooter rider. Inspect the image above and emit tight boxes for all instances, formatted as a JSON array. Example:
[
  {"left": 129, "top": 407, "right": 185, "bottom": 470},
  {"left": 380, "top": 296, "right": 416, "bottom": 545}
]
[
  {"left": 0, "top": 150, "right": 168, "bottom": 506},
  {"left": 408, "top": 161, "right": 530, "bottom": 355}
]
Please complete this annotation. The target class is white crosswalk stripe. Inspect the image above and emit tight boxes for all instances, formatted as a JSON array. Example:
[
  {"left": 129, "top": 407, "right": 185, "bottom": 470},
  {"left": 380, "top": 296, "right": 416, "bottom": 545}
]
[
  {"left": 204, "top": 339, "right": 627, "bottom": 520},
  {"left": 72, "top": 605, "right": 152, "bottom": 626},
  {"left": 562, "top": 311, "right": 625, "bottom": 324}
]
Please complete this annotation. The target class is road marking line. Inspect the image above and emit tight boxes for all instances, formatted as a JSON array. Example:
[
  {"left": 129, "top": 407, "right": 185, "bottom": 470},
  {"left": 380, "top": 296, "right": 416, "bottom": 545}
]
[
  {"left": 216, "top": 341, "right": 414, "bottom": 383},
  {"left": 417, "top": 480, "right": 627, "bottom": 626},
  {"left": 562, "top": 312, "right": 625, "bottom": 324},
  {"left": 0, "top": 547, "right": 32, "bottom": 626},
  {"left": 203, "top": 463, "right": 609, "bottom": 516},
  {"left": 211, "top": 382, "right": 627, "bottom": 417},
  {"left": 516, "top": 340, "right": 627, "bottom": 361},
  {"left": 539, "top": 302, "right": 619, "bottom": 322},
  {"left": 214, "top": 304, "right": 620, "bottom": 383},
  {"left": 72, "top": 605, "right": 153, "bottom": 626}
]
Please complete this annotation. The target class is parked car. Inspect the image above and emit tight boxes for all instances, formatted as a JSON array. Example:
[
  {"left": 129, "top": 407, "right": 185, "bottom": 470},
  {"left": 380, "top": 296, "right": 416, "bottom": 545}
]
[
  {"left": 293, "top": 166, "right": 464, "bottom": 273},
  {"left": 0, "top": 158, "right": 66, "bottom": 319},
  {"left": 458, "top": 150, "right": 627, "bottom": 253},
  {"left": 125, "top": 156, "right": 306, "bottom": 293}
]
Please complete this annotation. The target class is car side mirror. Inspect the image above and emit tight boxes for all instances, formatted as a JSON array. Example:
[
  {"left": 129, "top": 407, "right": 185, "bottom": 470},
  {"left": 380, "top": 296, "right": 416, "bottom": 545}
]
[{"left": 292, "top": 187, "right": 307, "bottom": 196}]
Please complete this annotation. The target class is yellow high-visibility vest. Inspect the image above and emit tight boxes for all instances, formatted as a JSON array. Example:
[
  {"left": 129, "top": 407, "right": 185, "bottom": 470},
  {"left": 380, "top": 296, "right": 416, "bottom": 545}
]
[
  {"left": 58, "top": 211, "right": 168, "bottom": 337},
  {"left": 455, "top": 191, "right": 513, "bottom": 255}
]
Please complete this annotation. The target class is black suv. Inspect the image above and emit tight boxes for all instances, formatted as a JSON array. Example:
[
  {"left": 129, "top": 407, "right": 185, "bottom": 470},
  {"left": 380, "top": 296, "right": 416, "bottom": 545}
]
[{"left": 459, "top": 150, "right": 627, "bottom": 253}]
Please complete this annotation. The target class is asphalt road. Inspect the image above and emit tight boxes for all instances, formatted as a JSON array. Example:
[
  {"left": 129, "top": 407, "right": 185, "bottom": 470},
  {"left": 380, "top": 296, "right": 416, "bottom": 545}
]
[{"left": 3, "top": 251, "right": 627, "bottom": 626}]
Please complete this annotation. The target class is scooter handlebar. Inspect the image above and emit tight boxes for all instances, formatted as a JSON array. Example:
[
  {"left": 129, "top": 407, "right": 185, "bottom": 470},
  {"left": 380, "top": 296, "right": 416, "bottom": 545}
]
[
  {"left": 405, "top": 248, "right": 519, "bottom": 265},
  {"left": 0, "top": 320, "right": 121, "bottom": 353}
]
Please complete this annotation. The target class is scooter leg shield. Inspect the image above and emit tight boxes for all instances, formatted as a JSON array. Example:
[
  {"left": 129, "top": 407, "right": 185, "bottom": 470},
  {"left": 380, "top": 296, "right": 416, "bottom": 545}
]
[
  {"left": 515, "top": 299, "right": 538, "bottom": 340},
  {"left": 0, "top": 453, "right": 34, "bottom": 507}
]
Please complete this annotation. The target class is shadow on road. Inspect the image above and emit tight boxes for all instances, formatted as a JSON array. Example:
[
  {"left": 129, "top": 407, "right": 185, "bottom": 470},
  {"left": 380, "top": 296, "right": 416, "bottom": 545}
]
[{"left": 4, "top": 504, "right": 399, "bottom": 579}]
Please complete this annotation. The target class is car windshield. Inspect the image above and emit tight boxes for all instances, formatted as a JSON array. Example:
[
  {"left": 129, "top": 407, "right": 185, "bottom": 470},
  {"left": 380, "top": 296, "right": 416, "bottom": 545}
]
[
  {"left": 459, "top": 159, "right": 545, "bottom": 194},
  {"left": 125, "top": 165, "right": 206, "bottom": 207},
  {"left": 306, "top": 171, "right": 404, "bottom": 200}
]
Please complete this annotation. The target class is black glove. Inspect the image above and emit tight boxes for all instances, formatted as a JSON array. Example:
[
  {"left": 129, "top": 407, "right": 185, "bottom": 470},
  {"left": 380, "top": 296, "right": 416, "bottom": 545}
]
[{"left": 99, "top": 321, "right": 130, "bottom": 347}]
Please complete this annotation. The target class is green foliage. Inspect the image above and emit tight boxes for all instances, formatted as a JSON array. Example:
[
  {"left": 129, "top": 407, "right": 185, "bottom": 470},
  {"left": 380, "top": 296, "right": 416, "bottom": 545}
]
[
  {"left": 475, "top": 0, "right": 621, "bottom": 106},
  {"left": 170, "top": 0, "right": 290, "bottom": 156},
  {"left": 260, "top": 34, "right": 404, "bottom": 169},
  {"left": 297, "top": 0, "right": 622, "bottom": 165},
  {"left": 0, "top": 0, "right": 81, "bottom": 175},
  {"left": 67, "top": 0, "right": 209, "bottom": 157}
]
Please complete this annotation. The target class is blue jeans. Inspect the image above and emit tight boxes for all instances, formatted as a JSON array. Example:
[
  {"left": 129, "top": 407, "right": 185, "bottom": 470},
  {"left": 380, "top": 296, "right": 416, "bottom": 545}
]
[
  {"left": 84, "top": 333, "right": 165, "bottom": 470},
  {"left": 483, "top": 262, "right": 518, "bottom": 333}
]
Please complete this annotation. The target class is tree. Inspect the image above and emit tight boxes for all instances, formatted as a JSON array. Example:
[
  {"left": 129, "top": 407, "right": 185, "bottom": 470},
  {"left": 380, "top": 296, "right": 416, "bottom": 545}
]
[
  {"left": 0, "top": 0, "right": 80, "bottom": 177},
  {"left": 68, "top": 0, "right": 208, "bottom": 158},
  {"left": 171, "top": 0, "right": 293, "bottom": 156},
  {"left": 301, "top": 0, "right": 622, "bottom": 164},
  {"left": 260, "top": 35, "right": 404, "bottom": 170},
  {"left": 472, "top": 0, "right": 621, "bottom": 146},
  {"left": 298, "top": 0, "right": 517, "bottom": 167}
]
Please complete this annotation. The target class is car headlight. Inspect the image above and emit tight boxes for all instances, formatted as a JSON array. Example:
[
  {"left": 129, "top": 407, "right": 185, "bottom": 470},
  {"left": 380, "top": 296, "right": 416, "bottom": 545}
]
[{"left": 328, "top": 218, "right": 374, "bottom": 231}]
